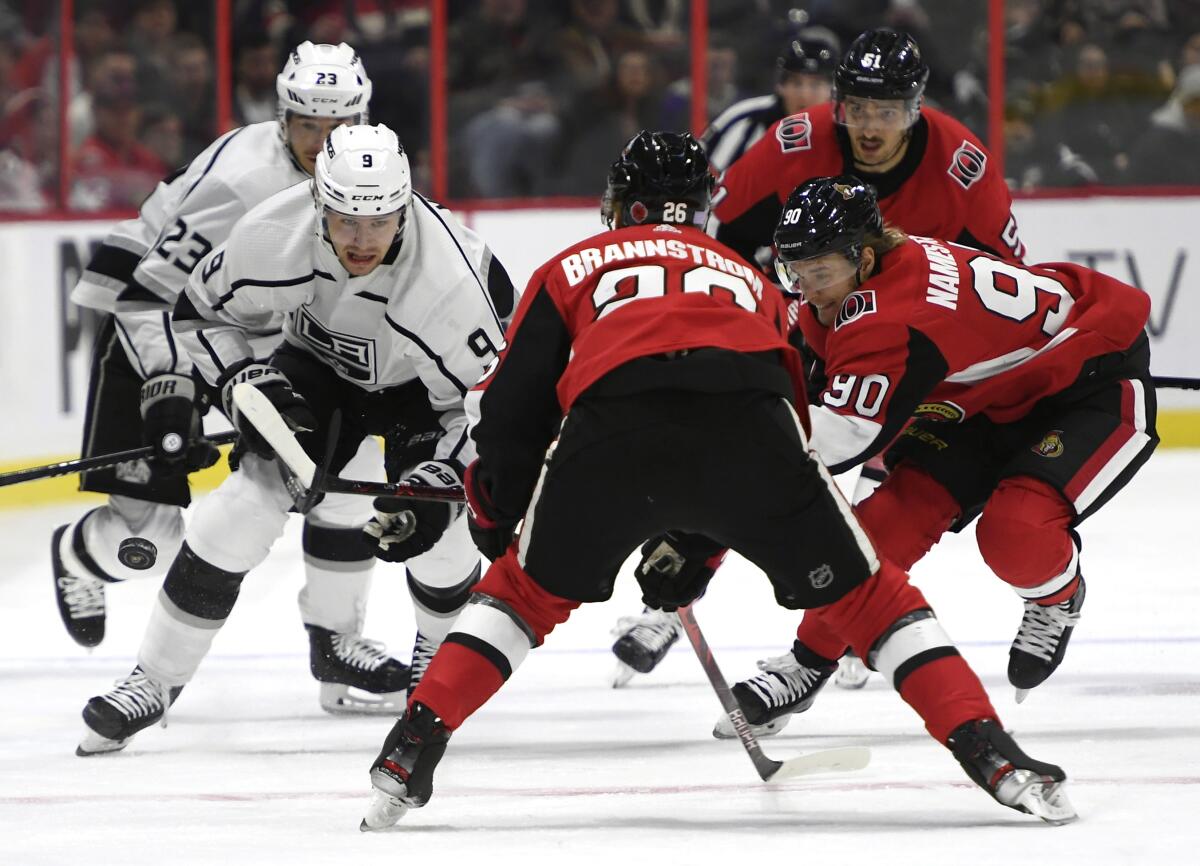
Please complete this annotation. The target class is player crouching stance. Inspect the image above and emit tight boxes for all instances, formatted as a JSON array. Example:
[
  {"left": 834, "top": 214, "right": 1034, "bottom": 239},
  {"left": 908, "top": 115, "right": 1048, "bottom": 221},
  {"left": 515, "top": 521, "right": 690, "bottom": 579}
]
[
  {"left": 713, "top": 176, "right": 1156, "bottom": 739},
  {"left": 360, "top": 132, "right": 1075, "bottom": 829},
  {"left": 77, "top": 124, "right": 511, "bottom": 755}
]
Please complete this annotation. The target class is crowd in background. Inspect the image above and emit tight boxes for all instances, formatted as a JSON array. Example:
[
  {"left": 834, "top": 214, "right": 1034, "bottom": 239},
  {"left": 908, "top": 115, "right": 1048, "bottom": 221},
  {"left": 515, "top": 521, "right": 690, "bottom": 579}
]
[{"left": 1, "top": 0, "right": 1200, "bottom": 212}]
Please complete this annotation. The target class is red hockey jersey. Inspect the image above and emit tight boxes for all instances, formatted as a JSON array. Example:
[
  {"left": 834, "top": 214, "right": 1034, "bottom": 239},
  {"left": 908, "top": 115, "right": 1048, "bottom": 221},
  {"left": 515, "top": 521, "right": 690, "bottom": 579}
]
[
  {"left": 796, "top": 235, "right": 1150, "bottom": 473},
  {"left": 468, "top": 223, "right": 807, "bottom": 517},
  {"left": 713, "top": 103, "right": 1024, "bottom": 264}
]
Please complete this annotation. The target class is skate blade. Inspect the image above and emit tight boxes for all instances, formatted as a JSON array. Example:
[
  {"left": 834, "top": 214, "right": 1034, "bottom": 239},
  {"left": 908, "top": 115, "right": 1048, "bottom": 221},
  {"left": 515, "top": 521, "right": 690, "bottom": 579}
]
[
  {"left": 769, "top": 746, "right": 872, "bottom": 781},
  {"left": 1015, "top": 688, "right": 1030, "bottom": 704},
  {"left": 76, "top": 728, "right": 129, "bottom": 757},
  {"left": 1015, "top": 780, "right": 1078, "bottom": 825},
  {"left": 319, "top": 684, "right": 405, "bottom": 716},
  {"left": 359, "top": 791, "right": 409, "bottom": 832},
  {"left": 712, "top": 712, "right": 791, "bottom": 740},
  {"left": 611, "top": 660, "right": 636, "bottom": 689}
]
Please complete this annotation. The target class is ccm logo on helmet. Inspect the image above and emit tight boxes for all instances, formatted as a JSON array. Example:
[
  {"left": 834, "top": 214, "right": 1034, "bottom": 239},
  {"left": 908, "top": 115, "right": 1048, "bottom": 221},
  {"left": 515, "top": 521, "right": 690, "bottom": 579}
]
[
  {"left": 948, "top": 140, "right": 987, "bottom": 189},
  {"left": 351, "top": 194, "right": 385, "bottom": 201},
  {"left": 776, "top": 113, "right": 812, "bottom": 153}
]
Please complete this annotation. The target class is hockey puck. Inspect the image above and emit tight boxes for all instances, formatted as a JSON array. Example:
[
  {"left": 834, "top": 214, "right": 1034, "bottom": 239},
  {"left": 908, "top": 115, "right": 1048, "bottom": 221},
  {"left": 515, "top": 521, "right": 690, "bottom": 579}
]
[{"left": 118, "top": 537, "right": 158, "bottom": 570}]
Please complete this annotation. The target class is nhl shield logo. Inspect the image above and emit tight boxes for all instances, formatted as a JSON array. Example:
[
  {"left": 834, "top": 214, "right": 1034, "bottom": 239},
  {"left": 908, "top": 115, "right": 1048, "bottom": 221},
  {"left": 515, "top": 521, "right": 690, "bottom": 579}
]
[
  {"left": 808, "top": 563, "right": 834, "bottom": 590},
  {"left": 1032, "top": 430, "right": 1065, "bottom": 458}
]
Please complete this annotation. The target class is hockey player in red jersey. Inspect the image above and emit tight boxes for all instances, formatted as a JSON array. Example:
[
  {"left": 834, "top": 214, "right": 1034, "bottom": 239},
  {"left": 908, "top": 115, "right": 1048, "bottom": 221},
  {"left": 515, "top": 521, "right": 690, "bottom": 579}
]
[
  {"left": 711, "top": 176, "right": 1156, "bottom": 739},
  {"left": 359, "top": 133, "right": 1076, "bottom": 830},
  {"left": 712, "top": 27, "right": 1024, "bottom": 267},
  {"left": 613, "top": 29, "right": 1029, "bottom": 686}
]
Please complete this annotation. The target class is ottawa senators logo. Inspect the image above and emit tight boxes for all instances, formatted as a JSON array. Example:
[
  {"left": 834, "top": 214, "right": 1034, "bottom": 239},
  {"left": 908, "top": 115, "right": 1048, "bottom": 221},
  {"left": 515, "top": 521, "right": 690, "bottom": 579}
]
[
  {"left": 776, "top": 113, "right": 812, "bottom": 153},
  {"left": 834, "top": 290, "right": 876, "bottom": 331},
  {"left": 914, "top": 400, "right": 965, "bottom": 423},
  {"left": 948, "top": 139, "right": 987, "bottom": 189},
  {"left": 1032, "top": 430, "right": 1065, "bottom": 458}
]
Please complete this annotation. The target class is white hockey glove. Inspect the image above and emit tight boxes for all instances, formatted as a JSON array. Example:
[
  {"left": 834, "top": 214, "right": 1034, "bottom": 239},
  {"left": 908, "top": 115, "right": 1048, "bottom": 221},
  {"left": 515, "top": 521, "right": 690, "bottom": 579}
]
[{"left": 365, "top": 460, "right": 464, "bottom": 562}]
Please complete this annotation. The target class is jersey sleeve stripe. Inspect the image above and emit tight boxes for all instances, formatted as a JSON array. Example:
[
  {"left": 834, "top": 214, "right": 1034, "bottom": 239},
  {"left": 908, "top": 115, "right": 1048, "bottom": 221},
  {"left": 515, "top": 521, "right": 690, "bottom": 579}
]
[
  {"left": 112, "top": 317, "right": 149, "bottom": 379},
  {"left": 212, "top": 270, "right": 335, "bottom": 311},
  {"left": 195, "top": 330, "right": 228, "bottom": 375},
  {"left": 414, "top": 193, "right": 502, "bottom": 329},
  {"left": 384, "top": 312, "right": 468, "bottom": 395}
]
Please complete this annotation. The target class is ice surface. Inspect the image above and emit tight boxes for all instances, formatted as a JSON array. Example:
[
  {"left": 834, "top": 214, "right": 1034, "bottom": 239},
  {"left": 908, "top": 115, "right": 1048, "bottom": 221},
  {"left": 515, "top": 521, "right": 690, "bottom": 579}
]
[{"left": 2, "top": 454, "right": 1198, "bottom": 865}]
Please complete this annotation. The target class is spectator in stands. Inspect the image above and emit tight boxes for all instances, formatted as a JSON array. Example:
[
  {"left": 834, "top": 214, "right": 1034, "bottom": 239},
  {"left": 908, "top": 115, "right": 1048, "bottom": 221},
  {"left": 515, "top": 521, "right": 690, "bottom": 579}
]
[
  {"left": 559, "top": 47, "right": 663, "bottom": 193},
  {"left": 461, "top": 79, "right": 561, "bottom": 197},
  {"left": 555, "top": 0, "right": 647, "bottom": 95},
  {"left": 659, "top": 38, "right": 744, "bottom": 134},
  {"left": 234, "top": 33, "right": 279, "bottom": 125},
  {"left": 68, "top": 46, "right": 138, "bottom": 149},
  {"left": 70, "top": 91, "right": 167, "bottom": 210},
  {"left": 1126, "top": 65, "right": 1200, "bottom": 185},
  {"left": 168, "top": 33, "right": 215, "bottom": 158},
  {"left": 129, "top": 0, "right": 179, "bottom": 106},
  {"left": 141, "top": 102, "right": 184, "bottom": 170}
]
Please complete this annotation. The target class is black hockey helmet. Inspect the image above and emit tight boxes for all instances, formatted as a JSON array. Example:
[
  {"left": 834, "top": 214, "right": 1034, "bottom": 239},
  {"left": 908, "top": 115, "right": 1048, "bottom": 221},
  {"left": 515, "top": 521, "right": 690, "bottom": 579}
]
[
  {"left": 602, "top": 130, "right": 713, "bottom": 229},
  {"left": 778, "top": 36, "right": 838, "bottom": 79},
  {"left": 835, "top": 28, "right": 929, "bottom": 103},
  {"left": 773, "top": 176, "right": 883, "bottom": 293}
]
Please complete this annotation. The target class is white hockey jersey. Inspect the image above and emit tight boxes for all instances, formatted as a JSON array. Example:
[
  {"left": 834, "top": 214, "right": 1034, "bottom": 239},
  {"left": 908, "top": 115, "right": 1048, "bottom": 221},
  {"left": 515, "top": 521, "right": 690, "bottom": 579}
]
[
  {"left": 72, "top": 121, "right": 309, "bottom": 375},
  {"left": 175, "top": 182, "right": 512, "bottom": 467}
]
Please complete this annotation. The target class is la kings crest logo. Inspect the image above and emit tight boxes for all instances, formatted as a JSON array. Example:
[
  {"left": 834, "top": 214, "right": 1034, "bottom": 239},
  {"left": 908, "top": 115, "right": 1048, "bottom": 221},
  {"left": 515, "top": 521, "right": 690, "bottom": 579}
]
[{"left": 296, "top": 307, "right": 376, "bottom": 383}]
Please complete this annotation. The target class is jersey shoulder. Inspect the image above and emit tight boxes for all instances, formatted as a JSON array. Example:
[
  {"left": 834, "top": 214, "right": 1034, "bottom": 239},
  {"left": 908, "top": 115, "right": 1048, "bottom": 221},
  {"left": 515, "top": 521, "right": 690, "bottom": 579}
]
[
  {"left": 192, "top": 122, "right": 305, "bottom": 204},
  {"left": 760, "top": 102, "right": 841, "bottom": 162},
  {"left": 223, "top": 182, "right": 316, "bottom": 270},
  {"left": 921, "top": 107, "right": 997, "bottom": 193}
]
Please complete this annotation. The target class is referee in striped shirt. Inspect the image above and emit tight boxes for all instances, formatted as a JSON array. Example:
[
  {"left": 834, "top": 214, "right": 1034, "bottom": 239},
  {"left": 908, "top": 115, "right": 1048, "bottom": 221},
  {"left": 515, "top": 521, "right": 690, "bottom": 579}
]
[{"left": 700, "top": 32, "right": 840, "bottom": 173}]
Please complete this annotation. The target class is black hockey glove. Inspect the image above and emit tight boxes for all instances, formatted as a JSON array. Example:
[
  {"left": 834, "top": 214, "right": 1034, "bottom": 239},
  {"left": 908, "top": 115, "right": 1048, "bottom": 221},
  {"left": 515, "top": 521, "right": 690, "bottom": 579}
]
[
  {"left": 139, "top": 373, "right": 219, "bottom": 474},
  {"left": 364, "top": 460, "right": 464, "bottom": 562},
  {"left": 464, "top": 460, "right": 518, "bottom": 561},
  {"left": 220, "top": 363, "right": 316, "bottom": 460},
  {"left": 634, "top": 531, "right": 728, "bottom": 612}
]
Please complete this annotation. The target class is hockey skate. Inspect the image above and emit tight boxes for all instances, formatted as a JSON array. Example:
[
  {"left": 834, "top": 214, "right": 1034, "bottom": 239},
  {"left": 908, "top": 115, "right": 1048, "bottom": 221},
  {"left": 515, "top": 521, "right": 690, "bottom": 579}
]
[
  {"left": 77, "top": 665, "right": 183, "bottom": 756},
  {"left": 306, "top": 625, "right": 410, "bottom": 715},
  {"left": 713, "top": 641, "right": 836, "bottom": 739},
  {"left": 947, "top": 719, "right": 1077, "bottom": 823},
  {"left": 833, "top": 650, "right": 872, "bottom": 690},
  {"left": 1009, "top": 577, "right": 1086, "bottom": 703},
  {"left": 52, "top": 525, "right": 106, "bottom": 649},
  {"left": 360, "top": 702, "right": 451, "bottom": 831},
  {"left": 610, "top": 607, "right": 682, "bottom": 687}
]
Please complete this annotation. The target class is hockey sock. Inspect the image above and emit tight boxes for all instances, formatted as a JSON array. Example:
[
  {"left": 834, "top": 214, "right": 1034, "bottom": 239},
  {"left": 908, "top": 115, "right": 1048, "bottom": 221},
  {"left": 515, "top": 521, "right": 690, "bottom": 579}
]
[
  {"left": 407, "top": 563, "right": 481, "bottom": 642},
  {"left": 298, "top": 520, "right": 375, "bottom": 634},
  {"left": 139, "top": 543, "right": 246, "bottom": 687},
  {"left": 793, "top": 614, "right": 847, "bottom": 663}
]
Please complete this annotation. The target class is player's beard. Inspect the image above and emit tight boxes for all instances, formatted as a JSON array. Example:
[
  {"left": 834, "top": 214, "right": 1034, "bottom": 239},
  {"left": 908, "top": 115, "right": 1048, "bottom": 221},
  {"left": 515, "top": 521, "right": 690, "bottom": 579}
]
[{"left": 852, "top": 130, "right": 909, "bottom": 171}]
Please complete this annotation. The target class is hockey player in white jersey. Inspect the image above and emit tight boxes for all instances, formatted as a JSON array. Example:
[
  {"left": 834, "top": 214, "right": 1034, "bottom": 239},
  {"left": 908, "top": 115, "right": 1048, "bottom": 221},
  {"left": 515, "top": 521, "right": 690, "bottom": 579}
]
[
  {"left": 54, "top": 44, "right": 423, "bottom": 711},
  {"left": 76, "top": 123, "right": 515, "bottom": 755}
]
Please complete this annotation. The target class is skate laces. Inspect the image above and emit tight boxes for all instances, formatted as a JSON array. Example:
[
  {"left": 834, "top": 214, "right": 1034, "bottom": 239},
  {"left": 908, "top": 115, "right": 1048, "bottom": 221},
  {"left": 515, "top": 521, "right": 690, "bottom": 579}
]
[
  {"left": 744, "top": 651, "right": 826, "bottom": 709},
  {"left": 612, "top": 609, "right": 681, "bottom": 653},
  {"left": 57, "top": 574, "right": 105, "bottom": 619},
  {"left": 331, "top": 633, "right": 391, "bottom": 672},
  {"left": 1012, "top": 599, "right": 1081, "bottom": 662},
  {"left": 104, "top": 668, "right": 173, "bottom": 728},
  {"left": 410, "top": 633, "right": 438, "bottom": 684}
]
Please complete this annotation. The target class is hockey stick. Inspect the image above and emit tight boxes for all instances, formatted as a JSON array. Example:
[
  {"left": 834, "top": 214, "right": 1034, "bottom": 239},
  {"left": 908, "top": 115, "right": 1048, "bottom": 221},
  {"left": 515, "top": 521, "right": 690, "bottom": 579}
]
[
  {"left": 1152, "top": 376, "right": 1200, "bottom": 390},
  {"left": 676, "top": 605, "right": 871, "bottom": 782},
  {"left": 231, "top": 383, "right": 466, "bottom": 503},
  {"left": 0, "top": 431, "right": 238, "bottom": 488}
]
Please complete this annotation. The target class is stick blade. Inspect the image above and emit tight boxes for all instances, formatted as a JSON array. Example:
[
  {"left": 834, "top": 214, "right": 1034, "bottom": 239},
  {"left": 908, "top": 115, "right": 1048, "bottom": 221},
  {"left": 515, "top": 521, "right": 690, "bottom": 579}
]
[
  {"left": 231, "top": 382, "right": 317, "bottom": 486},
  {"left": 768, "top": 746, "right": 872, "bottom": 782}
]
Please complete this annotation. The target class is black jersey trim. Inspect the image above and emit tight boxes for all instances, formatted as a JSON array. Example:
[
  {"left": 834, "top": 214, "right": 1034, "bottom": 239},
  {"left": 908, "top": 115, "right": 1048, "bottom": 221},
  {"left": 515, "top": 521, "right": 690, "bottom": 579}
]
[
  {"left": 355, "top": 290, "right": 390, "bottom": 304},
  {"left": 195, "top": 330, "right": 228, "bottom": 375},
  {"left": 384, "top": 312, "right": 468, "bottom": 395},
  {"left": 487, "top": 255, "right": 516, "bottom": 320},
  {"left": 211, "top": 270, "right": 335, "bottom": 312},
  {"left": 85, "top": 243, "right": 143, "bottom": 284},
  {"left": 111, "top": 317, "right": 148, "bottom": 379},
  {"left": 955, "top": 227, "right": 1005, "bottom": 260},
  {"left": 181, "top": 127, "right": 248, "bottom": 205},
  {"left": 414, "top": 193, "right": 503, "bottom": 329}
]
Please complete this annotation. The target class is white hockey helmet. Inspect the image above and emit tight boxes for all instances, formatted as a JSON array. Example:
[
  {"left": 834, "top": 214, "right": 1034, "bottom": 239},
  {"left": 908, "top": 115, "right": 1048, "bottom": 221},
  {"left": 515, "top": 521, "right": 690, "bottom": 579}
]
[
  {"left": 314, "top": 124, "right": 412, "bottom": 216},
  {"left": 277, "top": 41, "right": 372, "bottom": 120}
]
